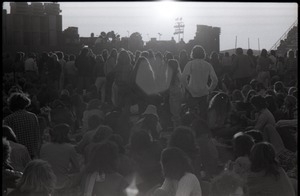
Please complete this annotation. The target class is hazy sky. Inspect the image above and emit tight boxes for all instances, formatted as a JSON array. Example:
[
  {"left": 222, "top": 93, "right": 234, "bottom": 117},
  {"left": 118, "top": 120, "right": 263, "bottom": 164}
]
[{"left": 2, "top": 1, "right": 298, "bottom": 50}]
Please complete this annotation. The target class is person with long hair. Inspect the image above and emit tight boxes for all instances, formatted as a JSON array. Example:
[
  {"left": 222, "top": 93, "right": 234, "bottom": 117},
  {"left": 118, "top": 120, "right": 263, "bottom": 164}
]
[
  {"left": 207, "top": 92, "right": 232, "bottom": 138},
  {"left": 154, "top": 147, "right": 202, "bottom": 196},
  {"left": 257, "top": 49, "right": 273, "bottom": 88},
  {"left": 130, "top": 56, "right": 158, "bottom": 113},
  {"left": 230, "top": 132, "right": 254, "bottom": 182},
  {"left": 167, "top": 59, "right": 184, "bottom": 127},
  {"left": 75, "top": 47, "right": 94, "bottom": 94},
  {"left": 2, "top": 125, "right": 31, "bottom": 172},
  {"left": 242, "top": 95, "right": 276, "bottom": 131},
  {"left": 40, "top": 124, "right": 80, "bottom": 189},
  {"left": 81, "top": 141, "right": 128, "bottom": 196},
  {"left": 181, "top": 45, "right": 218, "bottom": 120},
  {"left": 127, "top": 130, "right": 163, "bottom": 194},
  {"left": 112, "top": 49, "right": 133, "bottom": 111},
  {"left": 247, "top": 142, "right": 295, "bottom": 196},
  {"left": 104, "top": 48, "right": 118, "bottom": 103},
  {"left": 2, "top": 138, "right": 23, "bottom": 196},
  {"left": 231, "top": 48, "right": 253, "bottom": 90},
  {"left": 94, "top": 55, "right": 106, "bottom": 103},
  {"left": 8, "top": 159, "right": 56, "bottom": 196}
]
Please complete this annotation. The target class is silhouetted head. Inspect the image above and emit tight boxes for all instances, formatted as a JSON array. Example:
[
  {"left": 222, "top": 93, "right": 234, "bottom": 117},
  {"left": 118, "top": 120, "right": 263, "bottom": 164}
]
[{"left": 191, "top": 45, "right": 206, "bottom": 59}]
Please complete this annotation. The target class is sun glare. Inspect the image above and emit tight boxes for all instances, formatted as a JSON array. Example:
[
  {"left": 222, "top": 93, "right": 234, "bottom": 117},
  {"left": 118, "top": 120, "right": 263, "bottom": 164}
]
[{"left": 155, "top": 0, "right": 180, "bottom": 20}]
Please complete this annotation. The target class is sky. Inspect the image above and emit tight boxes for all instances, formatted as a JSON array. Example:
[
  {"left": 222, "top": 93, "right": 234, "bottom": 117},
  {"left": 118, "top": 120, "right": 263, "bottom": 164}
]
[{"left": 2, "top": 1, "right": 298, "bottom": 51}]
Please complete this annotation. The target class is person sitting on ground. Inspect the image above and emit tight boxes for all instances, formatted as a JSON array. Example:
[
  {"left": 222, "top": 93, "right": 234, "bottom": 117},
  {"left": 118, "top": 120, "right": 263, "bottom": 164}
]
[
  {"left": 2, "top": 125, "right": 31, "bottom": 172},
  {"left": 2, "top": 138, "right": 23, "bottom": 196},
  {"left": 40, "top": 123, "right": 80, "bottom": 190},
  {"left": 153, "top": 147, "right": 202, "bottom": 196},
  {"left": 231, "top": 132, "right": 254, "bottom": 182},
  {"left": 81, "top": 99, "right": 104, "bottom": 133},
  {"left": 80, "top": 141, "right": 128, "bottom": 196},
  {"left": 246, "top": 142, "right": 295, "bottom": 196},
  {"left": 7, "top": 159, "right": 56, "bottom": 196},
  {"left": 83, "top": 125, "right": 113, "bottom": 164},
  {"left": 75, "top": 115, "right": 104, "bottom": 154},
  {"left": 191, "top": 118, "right": 220, "bottom": 179}
]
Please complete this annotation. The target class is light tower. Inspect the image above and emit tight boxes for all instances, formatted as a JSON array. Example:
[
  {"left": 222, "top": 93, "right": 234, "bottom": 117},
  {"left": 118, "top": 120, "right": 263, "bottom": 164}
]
[{"left": 174, "top": 17, "right": 184, "bottom": 42}]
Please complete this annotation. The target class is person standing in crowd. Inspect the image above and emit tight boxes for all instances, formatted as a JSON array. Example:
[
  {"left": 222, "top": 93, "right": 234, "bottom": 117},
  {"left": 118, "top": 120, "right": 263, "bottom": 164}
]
[
  {"left": 3, "top": 92, "right": 41, "bottom": 159},
  {"left": 153, "top": 51, "right": 168, "bottom": 93},
  {"left": 104, "top": 48, "right": 118, "bottom": 103},
  {"left": 65, "top": 54, "right": 77, "bottom": 89},
  {"left": 269, "top": 50, "right": 277, "bottom": 78},
  {"left": 181, "top": 45, "right": 218, "bottom": 119},
  {"left": 257, "top": 49, "right": 273, "bottom": 88},
  {"left": 284, "top": 50, "right": 297, "bottom": 86},
  {"left": 221, "top": 52, "right": 232, "bottom": 75},
  {"left": 94, "top": 55, "right": 106, "bottom": 103},
  {"left": 276, "top": 56, "right": 286, "bottom": 81},
  {"left": 56, "top": 51, "right": 66, "bottom": 91},
  {"left": 167, "top": 59, "right": 184, "bottom": 127},
  {"left": 231, "top": 48, "right": 253, "bottom": 90},
  {"left": 3, "top": 52, "right": 14, "bottom": 77},
  {"left": 112, "top": 49, "right": 133, "bottom": 112},
  {"left": 48, "top": 53, "right": 62, "bottom": 90},
  {"left": 75, "top": 47, "right": 94, "bottom": 94},
  {"left": 13, "top": 52, "right": 25, "bottom": 83},
  {"left": 209, "top": 51, "right": 222, "bottom": 79},
  {"left": 24, "top": 53, "right": 39, "bottom": 83},
  {"left": 246, "top": 49, "right": 257, "bottom": 79},
  {"left": 130, "top": 56, "right": 158, "bottom": 113},
  {"left": 179, "top": 49, "right": 189, "bottom": 72}
]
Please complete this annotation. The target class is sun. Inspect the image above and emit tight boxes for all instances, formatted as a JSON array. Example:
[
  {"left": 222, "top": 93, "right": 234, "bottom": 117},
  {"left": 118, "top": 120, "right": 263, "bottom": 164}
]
[{"left": 155, "top": 0, "right": 180, "bottom": 21}]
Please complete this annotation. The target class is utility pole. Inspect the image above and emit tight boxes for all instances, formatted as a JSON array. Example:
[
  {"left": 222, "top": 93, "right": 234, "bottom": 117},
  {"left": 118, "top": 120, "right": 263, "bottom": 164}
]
[
  {"left": 158, "top": 33, "right": 162, "bottom": 40},
  {"left": 248, "top": 38, "right": 250, "bottom": 49},
  {"left": 235, "top": 36, "right": 237, "bottom": 49},
  {"left": 174, "top": 17, "right": 184, "bottom": 42}
]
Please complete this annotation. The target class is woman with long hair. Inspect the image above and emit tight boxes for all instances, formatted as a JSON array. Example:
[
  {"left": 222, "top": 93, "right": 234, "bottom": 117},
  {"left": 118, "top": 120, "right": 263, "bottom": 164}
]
[
  {"left": 112, "top": 49, "right": 133, "bottom": 111},
  {"left": 257, "top": 49, "right": 273, "bottom": 88},
  {"left": 167, "top": 59, "right": 184, "bottom": 127},
  {"left": 40, "top": 124, "right": 80, "bottom": 190},
  {"left": 104, "top": 48, "right": 118, "bottom": 103},
  {"left": 130, "top": 56, "right": 158, "bottom": 113},
  {"left": 247, "top": 142, "right": 295, "bottom": 196},
  {"left": 154, "top": 147, "right": 202, "bottom": 196},
  {"left": 8, "top": 159, "right": 56, "bottom": 196},
  {"left": 81, "top": 141, "right": 128, "bottom": 196}
]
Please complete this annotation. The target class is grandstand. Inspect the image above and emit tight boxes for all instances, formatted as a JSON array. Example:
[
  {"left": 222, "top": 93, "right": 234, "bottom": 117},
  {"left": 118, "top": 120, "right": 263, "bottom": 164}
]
[{"left": 270, "top": 20, "right": 298, "bottom": 56}]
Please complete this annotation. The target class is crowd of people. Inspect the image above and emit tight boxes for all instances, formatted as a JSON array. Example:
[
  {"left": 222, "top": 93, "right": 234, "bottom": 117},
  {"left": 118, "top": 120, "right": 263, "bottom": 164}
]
[{"left": 2, "top": 44, "right": 298, "bottom": 196}]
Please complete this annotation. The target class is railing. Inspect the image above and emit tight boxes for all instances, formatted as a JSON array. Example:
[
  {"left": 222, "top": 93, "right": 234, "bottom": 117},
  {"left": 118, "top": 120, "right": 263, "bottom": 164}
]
[{"left": 269, "top": 19, "right": 298, "bottom": 51}]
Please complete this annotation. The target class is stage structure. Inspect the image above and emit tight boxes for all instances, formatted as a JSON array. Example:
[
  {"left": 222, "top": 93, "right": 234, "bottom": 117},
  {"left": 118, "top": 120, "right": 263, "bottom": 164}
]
[{"left": 174, "top": 18, "right": 184, "bottom": 43}]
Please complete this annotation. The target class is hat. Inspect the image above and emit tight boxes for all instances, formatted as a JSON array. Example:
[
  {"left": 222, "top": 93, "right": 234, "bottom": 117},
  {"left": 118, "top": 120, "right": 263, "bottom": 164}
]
[{"left": 142, "top": 105, "right": 158, "bottom": 118}]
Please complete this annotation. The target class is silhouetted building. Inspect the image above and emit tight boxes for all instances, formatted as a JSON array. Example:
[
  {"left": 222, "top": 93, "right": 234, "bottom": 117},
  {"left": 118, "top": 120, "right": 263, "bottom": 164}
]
[
  {"left": 3, "top": 2, "right": 62, "bottom": 52},
  {"left": 194, "top": 25, "right": 221, "bottom": 55},
  {"left": 63, "top": 27, "right": 80, "bottom": 45}
]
